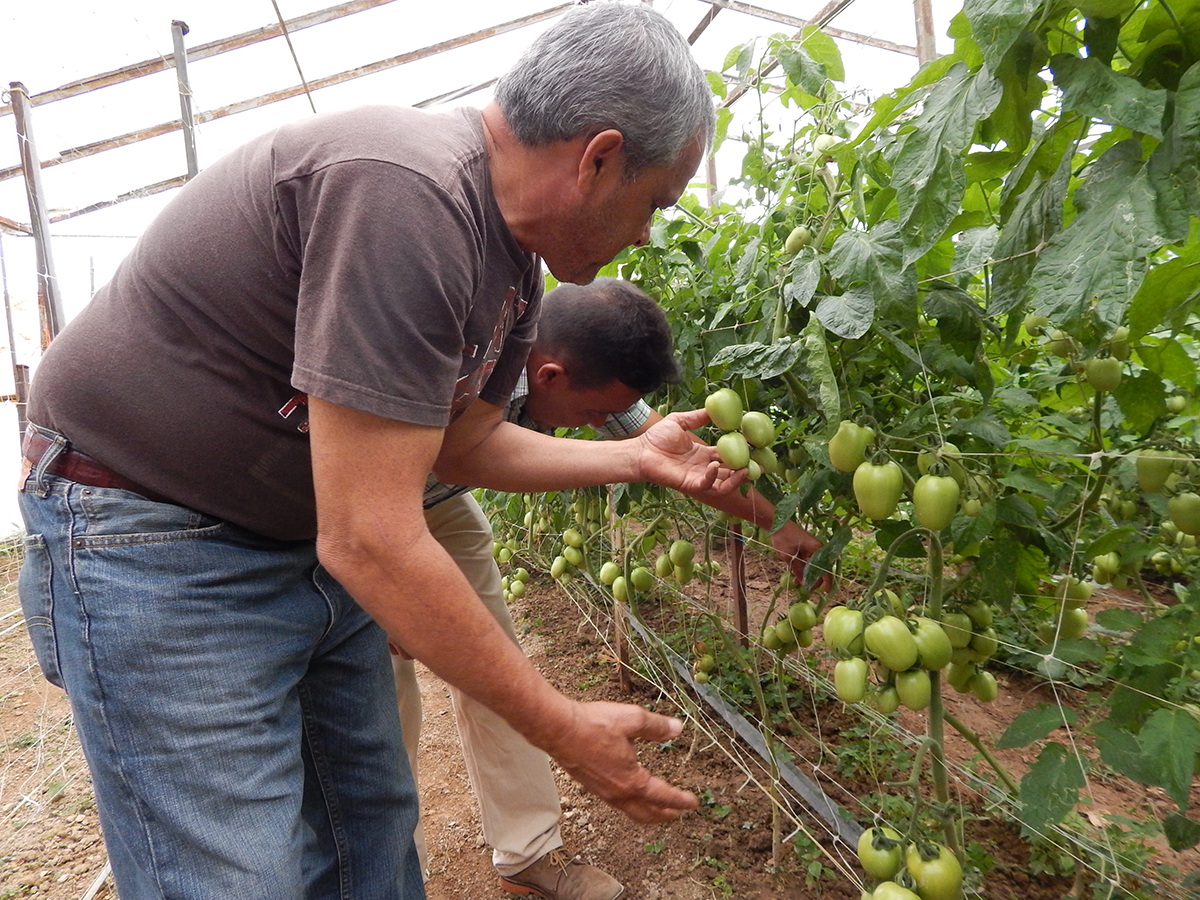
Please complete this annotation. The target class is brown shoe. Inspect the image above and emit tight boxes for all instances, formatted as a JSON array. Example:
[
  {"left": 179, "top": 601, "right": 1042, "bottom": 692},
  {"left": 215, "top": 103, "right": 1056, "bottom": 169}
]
[{"left": 499, "top": 849, "right": 624, "bottom": 900}]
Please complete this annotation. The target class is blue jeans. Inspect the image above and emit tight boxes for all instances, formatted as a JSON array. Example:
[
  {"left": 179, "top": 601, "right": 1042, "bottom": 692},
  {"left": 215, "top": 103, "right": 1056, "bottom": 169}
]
[{"left": 18, "top": 427, "right": 423, "bottom": 900}]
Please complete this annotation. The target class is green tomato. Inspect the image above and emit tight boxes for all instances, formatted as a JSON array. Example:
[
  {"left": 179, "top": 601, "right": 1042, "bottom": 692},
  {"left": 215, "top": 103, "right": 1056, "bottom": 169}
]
[
  {"left": 668, "top": 540, "right": 695, "bottom": 567},
  {"left": 788, "top": 600, "right": 818, "bottom": 632},
  {"left": 853, "top": 460, "right": 904, "bottom": 520},
  {"left": 962, "top": 600, "right": 994, "bottom": 629},
  {"left": 1169, "top": 492, "right": 1200, "bottom": 536},
  {"left": 913, "top": 474, "right": 960, "bottom": 531},
  {"left": 563, "top": 545, "right": 584, "bottom": 567},
  {"left": 550, "top": 555, "right": 569, "bottom": 579},
  {"left": 509, "top": 579, "right": 526, "bottom": 600},
  {"left": 563, "top": 528, "right": 584, "bottom": 549},
  {"left": 762, "top": 626, "right": 784, "bottom": 652},
  {"left": 599, "top": 561, "right": 621, "bottom": 585},
  {"left": 857, "top": 826, "right": 903, "bottom": 881},
  {"left": 834, "top": 657, "right": 869, "bottom": 703},
  {"left": 828, "top": 420, "right": 875, "bottom": 473},
  {"left": 716, "top": 431, "right": 751, "bottom": 469},
  {"left": 1137, "top": 449, "right": 1185, "bottom": 493},
  {"left": 946, "top": 661, "right": 977, "bottom": 693},
  {"left": 674, "top": 562, "right": 694, "bottom": 585},
  {"left": 970, "top": 670, "right": 999, "bottom": 702},
  {"left": 911, "top": 617, "right": 954, "bottom": 670},
  {"left": 704, "top": 388, "right": 744, "bottom": 432},
  {"left": 1109, "top": 325, "right": 1132, "bottom": 360},
  {"left": 1084, "top": 357, "right": 1122, "bottom": 392},
  {"left": 1047, "top": 328, "right": 1075, "bottom": 358},
  {"left": 784, "top": 224, "right": 813, "bottom": 254},
  {"left": 740, "top": 411, "right": 776, "bottom": 448},
  {"left": 750, "top": 446, "right": 781, "bottom": 477},
  {"left": 961, "top": 497, "right": 982, "bottom": 517},
  {"left": 869, "top": 684, "right": 901, "bottom": 713},
  {"left": 874, "top": 883, "right": 921, "bottom": 900},
  {"left": 941, "top": 612, "right": 974, "bottom": 649},
  {"left": 1022, "top": 313, "right": 1050, "bottom": 336},
  {"left": 612, "top": 576, "right": 629, "bottom": 602},
  {"left": 692, "top": 670, "right": 710, "bottom": 684},
  {"left": 654, "top": 553, "right": 673, "bottom": 578},
  {"left": 895, "top": 668, "right": 932, "bottom": 711},
  {"left": 773, "top": 618, "right": 798, "bottom": 647},
  {"left": 629, "top": 566, "right": 654, "bottom": 593},
  {"left": 970, "top": 626, "right": 999, "bottom": 659},
  {"left": 1168, "top": 395, "right": 1188, "bottom": 414},
  {"left": 823, "top": 606, "right": 865, "bottom": 655},
  {"left": 1056, "top": 607, "right": 1089, "bottom": 640},
  {"left": 905, "top": 844, "right": 963, "bottom": 900},
  {"left": 864, "top": 615, "right": 919, "bottom": 672},
  {"left": 916, "top": 442, "right": 966, "bottom": 487},
  {"left": 813, "top": 132, "right": 842, "bottom": 153}
]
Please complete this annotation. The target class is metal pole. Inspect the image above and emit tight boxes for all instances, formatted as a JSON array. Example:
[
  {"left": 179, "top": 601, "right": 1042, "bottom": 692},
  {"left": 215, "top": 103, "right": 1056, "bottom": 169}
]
[
  {"left": 913, "top": 0, "right": 937, "bottom": 66},
  {"left": 171, "top": 21, "right": 199, "bottom": 179},
  {"left": 0, "top": 231, "right": 27, "bottom": 440},
  {"left": 9, "top": 82, "right": 65, "bottom": 343}
]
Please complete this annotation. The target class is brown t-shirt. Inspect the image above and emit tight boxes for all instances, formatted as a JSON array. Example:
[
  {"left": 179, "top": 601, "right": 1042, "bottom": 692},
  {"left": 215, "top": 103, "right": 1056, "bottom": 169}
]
[{"left": 29, "top": 106, "right": 542, "bottom": 539}]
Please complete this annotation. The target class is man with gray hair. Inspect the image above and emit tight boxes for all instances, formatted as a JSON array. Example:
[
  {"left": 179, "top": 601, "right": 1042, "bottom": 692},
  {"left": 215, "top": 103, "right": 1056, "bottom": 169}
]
[{"left": 17, "top": 3, "right": 719, "bottom": 899}]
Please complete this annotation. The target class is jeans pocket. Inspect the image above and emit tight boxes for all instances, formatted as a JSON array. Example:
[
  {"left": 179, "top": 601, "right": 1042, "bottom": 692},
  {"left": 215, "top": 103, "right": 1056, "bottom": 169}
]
[{"left": 18, "top": 532, "right": 63, "bottom": 688}]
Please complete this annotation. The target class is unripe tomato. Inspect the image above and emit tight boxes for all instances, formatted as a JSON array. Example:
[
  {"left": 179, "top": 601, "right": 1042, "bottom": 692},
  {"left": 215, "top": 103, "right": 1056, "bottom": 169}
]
[
  {"left": 564, "top": 545, "right": 585, "bottom": 567},
  {"left": 612, "top": 576, "right": 629, "bottom": 602},
  {"left": 762, "top": 626, "right": 784, "bottom": 651},
  {"left": 828, "top": 420, "right": 875, "bottom": 472},
  {"left": 813, "top": 132, "right": 842, "bottom": 153},
  {"left": 788, "top": 601, "right": 818, "bottom": 631},
  {"left": 1169, "top": 492, "right": 1200, "bottom": 536},
  {"left": 970, "top": 626, "right": 999, "bottom": 659},
  {"left": 946, "top": 661, "right": 977, "bottom": 693},
  {"left": 1047, "top": 329, "right": 1075, "bottom": 358},
  {"left": 599, "top": 561, "right": 621, "bottom": 585},
  {"left": 1137, "top": 449, "right": 1184, "bottom": 493},
  {"left": 1084, "top": 357, "right": 1122, "bottom": 391},
  {"left": 674, "top": 562, "right": 694, "bottom": 585},
  {"left": 823, "top": 606, "right": 865, "bottom": 655},
  {"left": 864, "top": 615, "right": 920, "bottom": 672},
  {"left": 746, "top": 459, "right": 762, "bottom": 481},
  {"left": 774, "top": 618, "right": 798, "bottom": 646},
  {"left": 895, "top": 668, "right": 932, "bottom": 710},
  {"left": 784, "top": 224, "right": 813, "bottom": 254},
  {"left": 869, "top": 684, "right": 901, "bottom": 714},
  {"left": 1168, "top": 395, "right": 1188, "bottom": 414},
  {"left": 961, "top": 497, "right": 982, "bottom": 517},
  {"left": 1023, "top": 313, "right": 1050, "bottom": 336},
  {"left": 655, "top": 553, "right": 673, "bottom": 578},
  {"left": 630, "top": 566, "right": 654, "bottom": 592},
  {"left": 854, "top": 460, "right": 905, "bottom": 520},
  {"left": 834, "top": 657, "right": 869, "bottom": 703},
  {"left": 1109, "top": 325, "right": 1132, "bottom": 360},
  {"left": 705, "top": 388, "right": 744, "bottom": 432},
  {"left": 669, "top": 540, "right": 695, "bottom": 567},
  {"left": 962, "top": 600, "right": 994, "bottom": 628},
  {"left": 874, "top": 883, "right": 920, "bottom": 900},
  {"left": 1056, "top": 606, "right": 1089, "bottom": 640},
  {"left": 751, "top": 446, "right": 781, "bottom": 477},
  {"left": 692, "top": 670, "right": 710, "bottom": 684},
  {"left": 1056, "top": 575, "right": 1092, "bottom": 609},
  {"left": 913, "top": 474, "right": 960, "bottom": 530},
  {"left": 917, "top": 442, "right": 966, "bottom": 487},
  {"left": 970, "top": 670, "right": 999, "bottom": 702},
  {"left": 563, "top": 528, "right": 584, "bottom": 549},
  {"left": 905, "top": 844, "right": 963, "bottom": 900},
  {"left": 797, "top": 628, "right": 814, "bottom": 647},
  {"left": 716, "top": 431, "right": 751, "bottom": 469},
  {"left": 911, "top": 617, "right": 954, "bottom": 670},
  {"left": 740, "top": 411, "right": 776, "bottom": 448},
  {"left": 509, "top": 579, "right": 525, "bottom": 599},
  {"left": 550, "top": 555, "right": 570, "bottom": 579},
  {"left": 857, "top": 826, "right": 903, "bottom": 880},
  {"left": 941, "top": 612, "right": 974, "bottom": 649}
]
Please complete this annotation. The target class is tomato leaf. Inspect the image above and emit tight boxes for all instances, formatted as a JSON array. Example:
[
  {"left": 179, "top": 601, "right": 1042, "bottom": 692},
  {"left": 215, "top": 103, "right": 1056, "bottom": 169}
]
[
  {"left": 1140, "top": 707, "right": 1200, "bottom": 808},
  {"left": 997, "top": 704, "right": 1079, "bottom": 749},
  {"left": 1164, "top": 814, "right": 1200, "bottom": 852},
  {"left": 1094, "top": 719, "right": 1159, "bottom": 786},
  {"left": 1126, "top": 244, "right": 1200, "bottom": 341},
  {"left": 1049, "top": 54, "right": 1168, "bottom": 139},
  {"left": 827, "top": 221, "right": 907, "bottom": 300},
  {"left": 784, "top": 252, "right": 823, "bottom": 308},
  {"left": 708, "top": 339, "right": 802, "bottom": 380},
  {"left": 815, "top": 285, "right": 875, "bottom": 340},
  {"left": 803, "top": 317, "right": 840, "bottom": 422},
  {"left": 1019, "top": 743, "right": 1087, "bottom": 836},
  {"left": 776, "top": 42, "right": 827, "bottom": 96},
  {"left": 1094, "top": 608, "right": 1143, "bottom": 633},
  {"left": 962, "top": 0, "right": 1042, "bottom": 72}
]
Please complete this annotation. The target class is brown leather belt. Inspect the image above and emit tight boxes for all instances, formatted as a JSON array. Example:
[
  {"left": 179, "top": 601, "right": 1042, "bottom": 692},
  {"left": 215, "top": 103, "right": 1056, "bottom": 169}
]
[{"left": 23, "top": 428, "right": 172, "bottom": 504}]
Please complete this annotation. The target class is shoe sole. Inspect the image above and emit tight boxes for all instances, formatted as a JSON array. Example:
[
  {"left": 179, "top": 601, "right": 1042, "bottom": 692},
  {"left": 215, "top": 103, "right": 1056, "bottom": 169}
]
[{"left": 498, "top": 878, "right": 625, "bottom": 900}]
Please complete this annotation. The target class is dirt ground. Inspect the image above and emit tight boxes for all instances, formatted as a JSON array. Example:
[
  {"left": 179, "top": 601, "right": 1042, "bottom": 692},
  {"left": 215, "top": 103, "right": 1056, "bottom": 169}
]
[{"left": 1, "top": 539, "right": 1197, "bottom": 900}]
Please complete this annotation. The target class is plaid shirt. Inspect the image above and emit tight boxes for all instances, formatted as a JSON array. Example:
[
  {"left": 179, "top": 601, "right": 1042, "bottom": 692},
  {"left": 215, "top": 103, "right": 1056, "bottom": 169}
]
[{"left": 423, "top": 371, "right": 652, "bottom": 508}]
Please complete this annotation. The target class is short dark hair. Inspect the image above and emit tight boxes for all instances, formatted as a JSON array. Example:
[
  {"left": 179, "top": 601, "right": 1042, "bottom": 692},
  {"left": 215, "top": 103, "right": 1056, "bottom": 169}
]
[
  {"left": 494, "top": 2, "right": 715, "bottom": 173},
  {"left": 536, "top": 278, "right": 681, "bottom": 394}
]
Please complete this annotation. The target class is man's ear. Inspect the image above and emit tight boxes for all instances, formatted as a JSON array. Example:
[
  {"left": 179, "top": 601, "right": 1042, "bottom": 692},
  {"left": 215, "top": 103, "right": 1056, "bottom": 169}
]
[
  {"left": 578, "top": 129, "right": 626, "bottom": 191},
  {"left": 531, "top": 360, "right": 568, "bottom": 388}
]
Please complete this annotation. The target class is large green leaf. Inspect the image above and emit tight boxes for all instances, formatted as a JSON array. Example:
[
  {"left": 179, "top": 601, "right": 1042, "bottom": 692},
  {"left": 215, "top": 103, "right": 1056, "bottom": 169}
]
[
  {"left": 1050, "top": 54, "right": 1168, "bottom": 138},
  {"left": 815, "top": 285, "right": 875, "bottom": 340},
  {"left": 798, "top": 26, "right": 844, "bottom": 83},
  {"left": 1019, "top": 743, "right": 1087, "bottom": 837},
  {"left": 777, "top": 42, "right": 826, "bottom": 96},
  {"left": 997, "top": 704, "right": 1079, "bottom": 749},
  {"left": 963, "top": 0, "right": 1042, "bottom": 72},
  {"left": 803, "top": 317, "right": 840, "bottom": 422},
  {"left": 708, "top": 338, "right": 803, "bottom": 380},
  {"left": 1141, "top": 707, "right": 1200, "bottom": 808},
  {"left": 1127, "top": 244, "right": 1200, "bottom": 340},
  {"left": 1027, "top": 140, "right": 1173, "bottom": 330},
  {"left": 827, "top": 220, "right": 907, "bottom": 299},
  {"left": 890, "top": 63, "right": 1004, "bottom": 264}
]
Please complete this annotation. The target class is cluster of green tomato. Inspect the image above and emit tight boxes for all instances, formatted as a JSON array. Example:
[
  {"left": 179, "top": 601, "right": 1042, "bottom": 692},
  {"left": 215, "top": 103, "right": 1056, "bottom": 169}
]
[
  {"left": 824, "top": 593, "right": 1000, "bottom": 710},
  {"left": 856, "top": 827, "right": 964, "bottom": 900},
  {"left": 761, "top": 589, "right": 819, "bottom": 655},
  {"left": 704, "top": 388, "right": 781, "bottom": 481},
  {"left": 828, "top": 421, "right": 968, "bottom": 530},
  {"left": 1024, "top": 314, "right": 1128, "bottom": 392},
  {"left": 691, "top": 640, "right": 717, "bottom": 685},
  {"left": 1039, "top": 576, "right": 1091, "bottom": 644}
]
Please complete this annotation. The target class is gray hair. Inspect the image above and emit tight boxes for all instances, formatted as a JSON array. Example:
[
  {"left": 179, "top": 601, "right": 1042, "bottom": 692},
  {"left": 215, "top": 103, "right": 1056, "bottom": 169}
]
[{"left": 494, "top": 2, "right": 716, "bottom": 173}]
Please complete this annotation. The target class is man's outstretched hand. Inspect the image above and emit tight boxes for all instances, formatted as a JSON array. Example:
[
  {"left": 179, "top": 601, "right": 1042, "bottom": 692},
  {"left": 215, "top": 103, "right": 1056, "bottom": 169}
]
[{"left": 636, "top": 409, "right": 746, "bottom": 495}]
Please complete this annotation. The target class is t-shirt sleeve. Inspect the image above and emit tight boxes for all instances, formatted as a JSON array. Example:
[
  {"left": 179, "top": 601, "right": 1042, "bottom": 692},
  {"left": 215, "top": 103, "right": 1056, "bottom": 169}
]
[{"left": 288, "top": 159, "right": 481, "bottom": 427}]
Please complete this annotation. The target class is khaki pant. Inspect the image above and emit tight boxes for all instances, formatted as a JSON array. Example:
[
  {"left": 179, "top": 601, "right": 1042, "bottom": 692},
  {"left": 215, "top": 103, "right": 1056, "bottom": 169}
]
[{"left": 394, "top": 491, "right": 562, "bottom": 876}]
